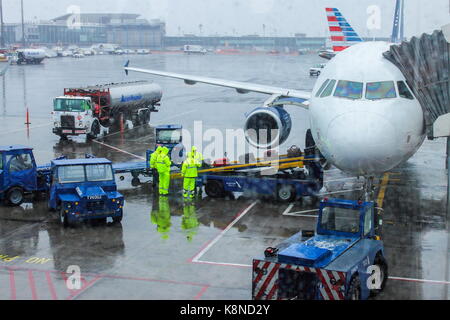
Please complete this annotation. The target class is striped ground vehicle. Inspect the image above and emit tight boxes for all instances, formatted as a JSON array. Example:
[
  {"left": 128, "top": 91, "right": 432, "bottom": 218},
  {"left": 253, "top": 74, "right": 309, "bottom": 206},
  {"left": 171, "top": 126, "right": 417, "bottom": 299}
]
[{"left": 252, "top": 198, "right": 388, "bottom": 300}]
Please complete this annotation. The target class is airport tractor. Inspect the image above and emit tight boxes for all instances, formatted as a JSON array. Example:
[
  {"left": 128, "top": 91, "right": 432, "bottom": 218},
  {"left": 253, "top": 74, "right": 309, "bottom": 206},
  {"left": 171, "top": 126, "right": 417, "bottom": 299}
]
[
  {"left": 253, "top": 198, "right": 388, "bottom": 300},
  {"left": 0, "top": 145, "right": 124, "bottom": 227},
  {"left": 52, "top": 81, "right": 162, "bottom": 140}
]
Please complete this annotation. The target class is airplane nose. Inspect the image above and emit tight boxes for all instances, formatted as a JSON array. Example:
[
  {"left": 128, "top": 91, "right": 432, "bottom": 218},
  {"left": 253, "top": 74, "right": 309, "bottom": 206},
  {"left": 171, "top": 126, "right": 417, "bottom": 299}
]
[{"left": 324, "top": 112, "right": 399, "bottom": 175}]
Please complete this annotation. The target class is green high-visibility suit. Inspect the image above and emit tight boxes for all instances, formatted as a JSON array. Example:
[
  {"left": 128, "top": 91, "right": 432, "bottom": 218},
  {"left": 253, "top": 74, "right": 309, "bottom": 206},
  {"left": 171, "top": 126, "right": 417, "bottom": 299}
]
[
  {"left": 188, "top": 146, "right": 204, "bottom": 167},
  {"left": 181, "top": 156, "right": 198, "bottom": 199},
  {"left": 150, "top": 147, "right": 162, "bottom": 188},
  {"left": 150, "top": 196, "right": 172, "bottom": 240},
  {"left": 181, "top": 201, "right": 199, "bottom": 242},
  {"left": 155, "top": 147, "right": 171, "bottom": 195}
]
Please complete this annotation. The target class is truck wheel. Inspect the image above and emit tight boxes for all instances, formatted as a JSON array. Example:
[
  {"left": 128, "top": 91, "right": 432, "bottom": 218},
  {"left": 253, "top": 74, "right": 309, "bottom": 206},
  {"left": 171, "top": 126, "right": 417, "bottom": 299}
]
[
  {"left": 346, "top": 275, "right": 361, "bottom": 300},
  {"left": 59, "top": 208, "right": 69, "bottom": 228},
  {"left": 6, "top": 187, "right": 24, "bottom": 206},
  {"left": 131, "top": 177, "right": 141, "bottom": 187},
  {"left": 205, "top": 180, "right": 225, "bottom": 198},
  {"left": 371, "top": 254, "right": 388, "bottom": 296},
  {"left": 277, "top": 185, "right": 296, "bottom": 203},
  {"left": 59, "top": 134, "right": 68, "bottom": 141},
  {"left": 87, "top": 121, "right": 100, "bottom": 140}
]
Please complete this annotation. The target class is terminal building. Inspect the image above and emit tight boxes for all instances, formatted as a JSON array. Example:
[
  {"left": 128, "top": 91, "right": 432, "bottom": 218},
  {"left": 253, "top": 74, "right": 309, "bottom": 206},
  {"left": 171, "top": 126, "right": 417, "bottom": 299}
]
[{"left": 2, "top": 13, "right": 166, "bottom": 48}]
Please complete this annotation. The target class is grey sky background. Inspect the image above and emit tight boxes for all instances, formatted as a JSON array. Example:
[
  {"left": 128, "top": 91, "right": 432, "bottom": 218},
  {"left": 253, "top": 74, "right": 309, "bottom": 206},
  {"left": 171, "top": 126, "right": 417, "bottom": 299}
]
[{"left": 2, "top": 0, "right": 449, "bottom": 37}]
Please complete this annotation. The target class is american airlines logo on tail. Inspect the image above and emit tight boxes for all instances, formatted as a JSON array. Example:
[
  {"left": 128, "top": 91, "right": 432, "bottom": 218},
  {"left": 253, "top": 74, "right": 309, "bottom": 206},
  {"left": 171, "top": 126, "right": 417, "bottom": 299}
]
[{"left": 326, "top": 8, "right": 363, "bottom": 52}]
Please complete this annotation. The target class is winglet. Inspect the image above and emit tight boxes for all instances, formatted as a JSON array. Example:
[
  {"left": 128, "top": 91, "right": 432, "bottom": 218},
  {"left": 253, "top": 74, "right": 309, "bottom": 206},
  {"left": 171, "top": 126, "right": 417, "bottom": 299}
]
[{"left": 124, "top": 60, "right": 130, "bottom": 76}]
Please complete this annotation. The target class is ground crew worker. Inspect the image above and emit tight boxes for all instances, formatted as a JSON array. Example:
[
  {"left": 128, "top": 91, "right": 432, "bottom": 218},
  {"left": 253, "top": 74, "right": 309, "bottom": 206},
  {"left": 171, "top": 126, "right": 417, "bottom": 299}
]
[
  {"left": 155, "top": 147, "right": 171, "bottom": 195},
  {"left": 188, "top": 146, "right": 204, "bottom": 167},
  {"left": 181, "top": 155, "right": 198, "bottom": 199},
  {"left": 151, "top": 196, "right": 172, "bottom": 240},
  {"left": 181, "top": 201, "right": 199, "bottom": 242},
  {"left": 149, "top": 147, "right": 162, "bottom": 189}
]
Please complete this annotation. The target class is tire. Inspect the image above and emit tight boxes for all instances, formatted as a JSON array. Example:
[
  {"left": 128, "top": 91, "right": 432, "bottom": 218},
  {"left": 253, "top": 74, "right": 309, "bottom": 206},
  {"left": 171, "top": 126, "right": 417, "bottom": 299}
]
[
  {"left": 113, "top": 213, "right": 123, "bottom": 224},
  {"left": 87, "top": 121, "right": 100, "bottom": 140},
  {"left": 59, "top": 207, "right": 69, "bottom": 228},
  {"left": 346, "top": 275, "right": 361, "bottom": 300},
  {"left": 370, "top": 254, "right": 388, "bottom": 296},
  {"left": 59, "top": 134, "right": 68, "bottom": 141},
  {"left": 276, "top": 184, "right": 296, "bottom": 203},
  {"left": 6, "top": 187, "right": 24, "bottom": 206},
  {"left": 131, "top": 177, "right": 141, "bottom": 187},
  {"left": 205, "top": 180, "right": 225, "bottom": 198}
]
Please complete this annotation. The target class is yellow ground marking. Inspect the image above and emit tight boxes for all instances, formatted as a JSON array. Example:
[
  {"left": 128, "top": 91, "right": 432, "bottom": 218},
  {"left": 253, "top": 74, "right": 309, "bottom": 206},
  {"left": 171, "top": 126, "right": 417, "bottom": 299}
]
[{"left": 377, "top": 173, "right": 391, "bottom": 209}]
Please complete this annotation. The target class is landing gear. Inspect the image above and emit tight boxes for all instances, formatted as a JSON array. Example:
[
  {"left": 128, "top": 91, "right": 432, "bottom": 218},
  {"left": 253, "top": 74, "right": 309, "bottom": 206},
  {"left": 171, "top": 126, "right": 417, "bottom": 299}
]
[{"left": 362, "top": 176, "right": 375, "bottom": 202}]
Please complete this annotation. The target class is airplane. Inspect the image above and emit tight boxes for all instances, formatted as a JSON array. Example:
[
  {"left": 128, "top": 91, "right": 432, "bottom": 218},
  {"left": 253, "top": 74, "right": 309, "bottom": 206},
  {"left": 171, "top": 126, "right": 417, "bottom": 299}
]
[
  {"left": 123, "top": 5, "right": 424, "bottom": 196},
  {"left": 320, "top": 0, "right": 404, "bottom": 60}
]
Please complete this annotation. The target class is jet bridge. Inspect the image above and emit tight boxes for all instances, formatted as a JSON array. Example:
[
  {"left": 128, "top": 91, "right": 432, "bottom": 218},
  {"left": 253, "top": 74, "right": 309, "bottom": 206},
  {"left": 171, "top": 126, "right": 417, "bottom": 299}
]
[
  {"left": 383, "top": 25, "right": 450, "bottom": 141},
  {"left": 384, "top": 25, "right": 450, "bottom": 203}
]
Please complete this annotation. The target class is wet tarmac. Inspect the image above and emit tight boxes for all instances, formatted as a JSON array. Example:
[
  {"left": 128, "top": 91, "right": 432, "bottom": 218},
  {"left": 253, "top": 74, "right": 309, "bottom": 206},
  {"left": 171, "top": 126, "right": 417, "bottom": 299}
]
[{"left": 0, "top": 53, "right": 448, "bottom": 300}]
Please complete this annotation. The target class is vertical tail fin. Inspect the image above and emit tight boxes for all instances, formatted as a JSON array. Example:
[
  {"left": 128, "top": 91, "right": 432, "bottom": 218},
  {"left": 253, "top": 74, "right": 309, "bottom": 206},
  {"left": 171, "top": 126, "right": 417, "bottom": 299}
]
[
  {"left": 325, "top": 8, "right": 363, "bottom": 53},
  {"left": 391, "top": 0, "right": 405, "bottom": 43}
]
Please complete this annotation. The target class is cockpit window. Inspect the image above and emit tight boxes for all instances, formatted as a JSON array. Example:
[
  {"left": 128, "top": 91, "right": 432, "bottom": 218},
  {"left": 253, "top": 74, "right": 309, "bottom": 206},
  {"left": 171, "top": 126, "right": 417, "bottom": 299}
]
[
  {"left": 320, "top": 79, "right": 336, "bottom": 98},
  {"left": 315, "top": 79, "right": 330, "bottom": 97},
  {"left": 366, "top": 81, "right": 396, "bottom": 100},
  {"left": 334, "top": 80, "right": 363, "bottom": 100},
  {"left": 397, "top": 81, "right": 414, "bottom": 100}
]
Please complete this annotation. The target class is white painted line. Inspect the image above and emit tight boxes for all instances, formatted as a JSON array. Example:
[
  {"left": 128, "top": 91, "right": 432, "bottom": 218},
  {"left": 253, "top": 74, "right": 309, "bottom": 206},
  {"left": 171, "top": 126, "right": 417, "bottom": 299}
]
[
  {"left": 92, "top": 140, "right": 145, "bottom": 160},
  {"left": 325, "top": 177, "right": 359, "bottom": 183},
  {"left": 194, "top": 260, "right": 252, "bottom": 268},
  {"left": 389, "top": 276, "right": 450, "bottom": 285},
  {"left": 192, "top": 201, "right": 258, "bottom": 263},
  {"left": 154, "top": 109, "right": 197, "bottom": 125},
  {"left": 0, "top": 122, "right": 52, "bottom": 135},
  {"left": 281, "top": 204, "right": 294, "bottom": 216}
]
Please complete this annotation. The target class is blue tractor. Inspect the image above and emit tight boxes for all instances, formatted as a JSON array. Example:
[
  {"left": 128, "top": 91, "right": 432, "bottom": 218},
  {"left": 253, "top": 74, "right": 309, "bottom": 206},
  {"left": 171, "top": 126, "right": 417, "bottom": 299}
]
[
  {"left": 253, "top": 198, "right": 388, "bottom": 300},
  {"left": 48, "top": 158, "right": 124, "bottom": 227},
  {"left": 0, "top": 145, "right": 124, "bottom": 227}
]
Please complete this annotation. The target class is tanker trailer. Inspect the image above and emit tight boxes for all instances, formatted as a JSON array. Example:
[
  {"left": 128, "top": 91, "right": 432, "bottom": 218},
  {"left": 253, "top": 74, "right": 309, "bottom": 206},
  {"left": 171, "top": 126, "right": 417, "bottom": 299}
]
[
  {"left": 15, "top": 49, "right": 46, "bottom": 64},
  {"left": 52, "top": 81, "right": 162, "bottom": 140}
]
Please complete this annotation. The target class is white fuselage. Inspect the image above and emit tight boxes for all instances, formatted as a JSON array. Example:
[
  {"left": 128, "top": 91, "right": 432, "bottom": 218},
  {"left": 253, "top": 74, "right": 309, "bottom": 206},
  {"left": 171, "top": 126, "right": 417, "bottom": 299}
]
[{"left": 309, "top": 42, "right": 425, "bottom": 176}]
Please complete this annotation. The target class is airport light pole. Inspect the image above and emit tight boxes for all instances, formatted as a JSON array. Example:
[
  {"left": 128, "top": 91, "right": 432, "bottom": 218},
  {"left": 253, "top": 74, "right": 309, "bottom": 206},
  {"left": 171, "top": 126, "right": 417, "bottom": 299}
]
[
  {"left": 21, "top": 0, "right": 25, "bottom": 47},
  {"left": 0, "top": 0, "right": 4, "bottom": 47}
]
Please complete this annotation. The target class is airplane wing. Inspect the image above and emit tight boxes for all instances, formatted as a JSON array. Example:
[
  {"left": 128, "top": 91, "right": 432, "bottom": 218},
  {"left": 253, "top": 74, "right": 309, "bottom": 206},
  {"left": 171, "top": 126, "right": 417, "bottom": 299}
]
[{"left": 124, "top": 62, "right": 311, "bottom": 107}]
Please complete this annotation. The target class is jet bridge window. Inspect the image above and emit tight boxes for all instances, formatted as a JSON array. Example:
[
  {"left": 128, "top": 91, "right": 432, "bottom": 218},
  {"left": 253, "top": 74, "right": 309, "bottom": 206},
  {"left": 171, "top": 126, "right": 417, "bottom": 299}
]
[
  {"left": 315, "top": 79, "right": 330, "bottom": 97},
  {"left": 366, "top": 81, "right": 396, "bottom": 100},
  {"left": 320, "top": 79, "right": 336, "bottom": 98},
  {"left": 397, "top": 81, "right": 414, "bottom": 100},
  {"left": 334, "top": 80, "right": 363, "bottom": 100}
]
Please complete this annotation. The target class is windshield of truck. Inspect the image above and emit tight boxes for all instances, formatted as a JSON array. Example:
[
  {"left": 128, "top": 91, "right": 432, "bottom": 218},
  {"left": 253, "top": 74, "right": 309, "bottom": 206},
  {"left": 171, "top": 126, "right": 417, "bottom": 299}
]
[
  {"left": 320, "top": 206, "right": 360, "bottom": 234},
  {"left": 157, "top": 129, "right": 182, "bottom": 144},
  {"left": 58, "top": 165, "right": 85, "bottom": 183},
  {"left": 54, "top": 98, "right": 89, "bottom": 112},
  {"left": 86, "top": 164, "right": 114, "bottom": 182}
]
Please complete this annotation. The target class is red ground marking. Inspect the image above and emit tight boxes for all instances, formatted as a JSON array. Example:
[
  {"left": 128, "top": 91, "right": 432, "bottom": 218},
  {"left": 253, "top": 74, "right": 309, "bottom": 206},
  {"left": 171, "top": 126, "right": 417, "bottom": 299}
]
[
  {"left": 9, "top": 269, "right": 16, "bottom": 300},
  {"left": 193, "top": 286, "right": 210, "bottom": 300},
  {"left": 45, "top": 271, "right": 58, "bottom": 300},
  {"left": 28, "top": 270, "right": 38, "bottom": 300}
]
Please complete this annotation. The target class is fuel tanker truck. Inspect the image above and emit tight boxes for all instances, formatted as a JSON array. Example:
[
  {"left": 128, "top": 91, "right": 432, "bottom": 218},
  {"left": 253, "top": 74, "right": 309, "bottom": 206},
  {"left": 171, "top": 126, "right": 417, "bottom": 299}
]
[
  {"left": 52, "top": 81, "right": 162, "bottom": 140},
  {"left": 14, "top": 49, "right": 46, "bottom": 64}
]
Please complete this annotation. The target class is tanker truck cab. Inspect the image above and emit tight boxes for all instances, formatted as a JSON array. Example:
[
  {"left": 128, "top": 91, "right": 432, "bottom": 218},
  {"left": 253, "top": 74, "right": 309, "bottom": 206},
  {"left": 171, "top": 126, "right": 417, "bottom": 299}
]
[
  {"left": 253, "top": 198, "right": 387, "bottom": 300},
  {"left": 48, "top": 158, "right": 124, "bottom": 227},
  {"left": 52, "top": 96, "right": 101, "bottom": 140}
]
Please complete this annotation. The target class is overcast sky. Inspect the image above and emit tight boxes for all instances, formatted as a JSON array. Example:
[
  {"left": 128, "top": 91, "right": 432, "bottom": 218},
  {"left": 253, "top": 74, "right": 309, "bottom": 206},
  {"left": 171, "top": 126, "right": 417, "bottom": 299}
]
[{"left": 2, "top": 0, "right": 449, "bottom": 37}]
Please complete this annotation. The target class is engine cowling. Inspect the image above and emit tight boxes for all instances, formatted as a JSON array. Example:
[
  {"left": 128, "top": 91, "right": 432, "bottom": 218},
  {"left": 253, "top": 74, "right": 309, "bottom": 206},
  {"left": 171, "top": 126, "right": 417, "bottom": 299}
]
[{"left": 244, "top": 106, "right": 292, "bottom": 149}]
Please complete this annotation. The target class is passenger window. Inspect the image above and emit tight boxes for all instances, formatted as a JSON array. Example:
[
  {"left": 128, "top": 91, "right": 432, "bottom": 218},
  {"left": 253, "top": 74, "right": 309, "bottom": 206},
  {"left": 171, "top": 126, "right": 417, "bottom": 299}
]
[
  {"left": 364, "top": 208, "right": 373, "bottom": 236},
  {"left": 398, "top": 81, "right": 414, "bottom": 100},
  {"left": 315, "top": 79, "right": 330, "bottom": 97},
  {"left": 320, "top": 79, "right": 336, "bottom": 98},
  {"left": 9, "top": 153, "right": 34, "bottom": 172},
  {"left": 366, "top": 81, "right": 396, "bottom": 100},
  {"left": 334, "top": 80, "right": 363, "bottom": 100}
]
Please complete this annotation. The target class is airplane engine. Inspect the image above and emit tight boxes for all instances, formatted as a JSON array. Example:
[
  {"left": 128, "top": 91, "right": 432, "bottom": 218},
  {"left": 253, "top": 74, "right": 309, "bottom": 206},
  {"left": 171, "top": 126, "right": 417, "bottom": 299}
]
[{"left": 244, "top": 106, "right": 292, "bottom": 149}]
